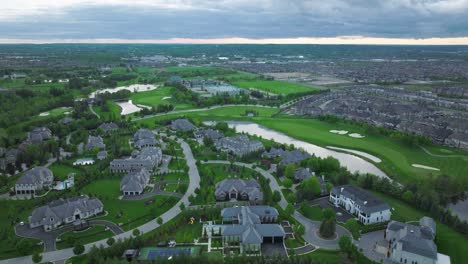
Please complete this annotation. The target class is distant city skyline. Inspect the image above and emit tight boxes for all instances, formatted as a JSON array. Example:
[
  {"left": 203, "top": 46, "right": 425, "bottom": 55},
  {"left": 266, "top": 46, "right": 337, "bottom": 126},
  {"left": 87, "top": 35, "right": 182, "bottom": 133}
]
[{"left": 1, "top": 0, "right": 468, "bottom": 44}]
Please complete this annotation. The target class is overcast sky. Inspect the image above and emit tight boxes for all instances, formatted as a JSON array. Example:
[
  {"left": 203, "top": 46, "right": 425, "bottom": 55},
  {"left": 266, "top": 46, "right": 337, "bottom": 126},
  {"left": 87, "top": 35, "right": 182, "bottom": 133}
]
[{"left": 1, "top": 0, "right": 468, "bottom": 44}]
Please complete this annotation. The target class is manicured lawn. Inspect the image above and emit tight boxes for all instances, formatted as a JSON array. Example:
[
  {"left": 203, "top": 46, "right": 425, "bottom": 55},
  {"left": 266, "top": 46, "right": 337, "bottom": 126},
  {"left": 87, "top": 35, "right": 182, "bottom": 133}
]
[
  {"left": 0, "top": 200, "right": 42, "bottom": 260},
  {"left": 299, "top": 204, "right": 325, "bottom": 221},
  {"left": 373, "top": 191, "right": 468, "bottom": 264},
  {"left": 134, "top": 106, "right": 279, "bottom": 127},
  {"left": 56, "top": 225, "right": 113, "bottom": 249},
  {"left": 162, "top": 172, "right": 189, "bottom": 181},
  {"left": 294, "top": 249, "right": 344, "bottom": 263},
  {"left": 93, "top": 101, "right": 122, "bottom": 120},
  {"left": 232, "top": 80, "right": 320, "bottom": 95},
  {"left": 130, "top": 86, "right": 195, "bottom": 110},
  {"left": 49, "top": 163, "right": 81, "bottom": 181},
  {"left": 173, "top": 223, "right": 203, "bottom": 243},
  {"left": 81, "top": 179, "right": 180, "bottom": 231},
  {"left": 256, "top": 117, "right": 468, "bottom": 186}
]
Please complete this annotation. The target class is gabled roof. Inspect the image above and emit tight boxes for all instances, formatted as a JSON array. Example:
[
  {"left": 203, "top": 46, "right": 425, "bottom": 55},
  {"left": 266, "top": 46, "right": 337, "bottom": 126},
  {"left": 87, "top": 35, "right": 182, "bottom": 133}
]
[
  {"left": 16, "top": 166, "right": 53, "bottom": 185},
  {"left": 331, "top": 184, "right": 390, "bottom": 214}
]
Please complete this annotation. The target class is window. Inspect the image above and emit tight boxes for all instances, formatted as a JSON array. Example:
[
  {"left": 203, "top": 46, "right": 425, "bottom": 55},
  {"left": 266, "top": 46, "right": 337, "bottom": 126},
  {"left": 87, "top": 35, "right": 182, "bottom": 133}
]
[{"left": 400, "top": 258, "right": 403, "bottom": 263}]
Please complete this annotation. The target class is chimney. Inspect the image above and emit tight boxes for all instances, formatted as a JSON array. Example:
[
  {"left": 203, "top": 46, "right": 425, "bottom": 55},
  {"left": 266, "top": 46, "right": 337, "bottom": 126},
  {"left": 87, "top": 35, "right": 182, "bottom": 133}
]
[
  {"left": 364, "top": 201, "right": 367, "bottom": 205},
  {"left": 341, "top": 187, "right": 344, "bottom": 192}
]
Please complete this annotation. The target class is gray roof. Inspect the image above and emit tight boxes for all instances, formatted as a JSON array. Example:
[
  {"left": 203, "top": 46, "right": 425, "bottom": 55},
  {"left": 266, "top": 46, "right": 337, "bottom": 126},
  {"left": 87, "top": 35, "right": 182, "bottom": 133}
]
[
  {"left": 278, "top": 150, "right": 311, "bottom": 166},
  {"left": 28, "top": 127, "right": 52, "bottom": 144},
  {"left": 215, "top": 178, "right": 263, "bottom": 202},
  {"left": 194, "top": 129, "right": 224, "bottom": 141},
  {"left": 331, "top": 185, "right": 390, "bottom": 214},
  {"left": 97, "top": 151, "right": 108, "bottom": 160},
  {"left": 16, "top": 166, "right": 53, "bottom": 185},
  {"left": 294, "top": 168, "right": 312, "bottom": 182},
  {"left": 170, "top": 119, "right": 196, "bottom": 132},
  {"left": 420, "top": 216, "right": 436, "bottom": 240},
  {"left": 110, "top": 147, "right": 162, "bottom": 172},
  {"left": 98, "top": 122, "right": 119, "bottom": 132},
  {"left": 60, "top": 117, "right": 73, "bottom": 124},
  {"left": 133, "top": 129, "right": 154, "bottom": 142},
  {"left": 85, "top": 135, "right": 105, "bottom": 150},
  {"left": 386, "top": 217, "right": 438, "bottom": 260},
  {"left": 121, "top": 168, "right": 150, "bottom": 193},
  {"left": 221, "top": 206, "right": 284, "bottom": 244},
  {"left": 29, "top": 195, "right": 103, "bottom": 225},
  {"left": 215, "top": 135, "right": 264, "bottom": 156}
]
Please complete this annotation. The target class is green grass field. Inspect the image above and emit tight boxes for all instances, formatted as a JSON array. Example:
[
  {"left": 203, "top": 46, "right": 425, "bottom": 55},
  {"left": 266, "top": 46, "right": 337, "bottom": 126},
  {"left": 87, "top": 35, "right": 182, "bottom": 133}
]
[
  {"left": 256, "top": 117, "right": 468, "bottom": 186},
  {"left": 49, "top": 163, "right": 81, "bottom": 181},
  {"left": 92, "top": 101, "right": 122, "bottom": 120},
  {"left": 81, "top": 179, "right": 180, "bottom": 230},
  {"left": 130, "top": 86, "right": 195, "bottom": 110},
  {"left": 232, "top": 80, "right": 320, "bottom": 95},
  {"left": 299, "top": 204, "right": 324, "bottom": 221},
  {"left": 56, "top": 225, "right": 113, "bottom": 249}
]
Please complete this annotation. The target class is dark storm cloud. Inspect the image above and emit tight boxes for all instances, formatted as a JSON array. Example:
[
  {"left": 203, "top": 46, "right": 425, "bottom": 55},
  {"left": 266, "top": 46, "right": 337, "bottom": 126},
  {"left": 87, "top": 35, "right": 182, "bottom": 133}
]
[{"left": 0, "top": 0, "right": 467, "bottom": 39}]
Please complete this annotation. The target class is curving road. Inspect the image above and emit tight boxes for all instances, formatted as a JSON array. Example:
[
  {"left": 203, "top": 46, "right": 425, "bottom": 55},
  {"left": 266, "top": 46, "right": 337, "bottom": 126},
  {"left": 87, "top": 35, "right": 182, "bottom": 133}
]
[
  {"left": 201, "top": 160, "right": 353, "bottom": 249},
  {"left": 1, "top": 139, "right": 200, "bottom": 264}
]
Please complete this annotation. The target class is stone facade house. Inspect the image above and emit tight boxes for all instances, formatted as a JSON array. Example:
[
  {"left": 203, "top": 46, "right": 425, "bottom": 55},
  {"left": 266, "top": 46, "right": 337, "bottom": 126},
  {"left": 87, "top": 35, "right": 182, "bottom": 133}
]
[
  {"left": 221, "top": 206, "right": 285, "bottom": 254},
  {"left": 120, "top": 168, "right": 151, "bottom": 196},
  {"left": 110, "top": 147, "right": 162, "bottom": 173},
  {"left": 215, "top": 135, "right": 264, "bottom": 157},
  {"left": 15, "top": 167, "right": 54, "bottom": 195},
  {"left": 98, "top": 122, "right": 119, "bottom": 132},
  {"left": 133, "top": 129, "right": 158, "bottom": 149},
  {"left": 28, "top": 195, "right": 103, "bottom": 231},
  {"left": 85, "top": 135, "right": 105, "bottom": 151},
  {"left": 215, "top": 178, "right": 263, "bottom": 203},
  {"left": 385, "top": 217, "right": 449, "bottom": 264},
  {"left": 27, "top": 127, "right": 52, "bottom": 144},
  {"left": 170, "top": 119, "right": 196, "bottom": 132}
]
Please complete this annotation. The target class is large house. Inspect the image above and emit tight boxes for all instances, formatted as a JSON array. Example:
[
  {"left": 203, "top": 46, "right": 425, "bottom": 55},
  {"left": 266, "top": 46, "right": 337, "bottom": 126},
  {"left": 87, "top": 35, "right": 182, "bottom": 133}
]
[
  {"left": 215, "top": 135, "right": 264, "bottom": 157},
  {"left": 110, "top": 147, "right": 162, "bottom": 173},
  {"left": 215, "top": 178, "right": 263, "bottom": 203},
  {"left": 330, "top": 185, "right": 391, "bottom": 225},
  {"left": 15, "top": 167, "right": 54, "bottom": 195},
  {"left": 85, "top": 135, "right": 105, "bottom": 150},
  {"left": 262, "top": 148, "right": 311, "bottom": 166},
  {"left": 29, "top": 195, "right": 103, "bottom": 231},
  {"left": 120, "top": 168, "right": 151, "bottom": 196},
  {"left": 27, "top": 127, "right": 52, "bottom": 144},
  {"left": 194, "top": 129, "right": 223, "bottom": 144},
  {"left": 170, "top": 119, "right": 196, "bottom": 132},
  {"left": 386, "top": 217, "right": 450, "bottom": 264},
  {"left": 221, "top": 206, "right": 285, "bottom": 254},
  {"left": 133, "top": 129, "right": 158, "bottom": 149},
  {"left": 98, "top": 122, "right": 119, "bottom": 132}
]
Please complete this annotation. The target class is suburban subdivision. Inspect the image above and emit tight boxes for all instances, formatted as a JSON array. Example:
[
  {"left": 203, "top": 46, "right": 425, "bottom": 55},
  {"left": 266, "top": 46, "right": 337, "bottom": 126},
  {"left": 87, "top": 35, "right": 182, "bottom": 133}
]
[{"left": 0, "top": 45, "right": 466, "bottom": 264}]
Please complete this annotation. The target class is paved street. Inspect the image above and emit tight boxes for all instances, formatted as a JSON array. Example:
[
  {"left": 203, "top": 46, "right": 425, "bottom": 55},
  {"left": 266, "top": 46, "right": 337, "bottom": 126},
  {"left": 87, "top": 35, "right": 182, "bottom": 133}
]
[
  {"left": 0, "top": 139, "right": 200, "bottom": 264},
  {"left": 202, "top": 160, "right": 352, "bottom": 250}
]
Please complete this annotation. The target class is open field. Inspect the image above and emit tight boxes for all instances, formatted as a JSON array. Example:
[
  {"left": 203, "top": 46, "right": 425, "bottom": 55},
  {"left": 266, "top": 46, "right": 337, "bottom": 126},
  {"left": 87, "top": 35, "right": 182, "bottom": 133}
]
[
  {"left": 373, "top": 191, "right": 468, "bottom": 264},
  {"left": 92, "top": 101, "right": 122, "bottom": 120},
  {"left": 56, "top": 225, "right": 113, "bottom": 249},
  {"left": 130, "top": 86, "right": 195, "bottom": 110},
  {"left": 81, "top": 179, "right": 180, "bottom": 231},
  {"left": 256, "top": 117, "right": 468, "bottom": 186},
  {"left": 134, "top": 105, "right": 279, "bottom": 127},
  {"left": 232, "top": 80, "right": 320, "bottom": 95}
]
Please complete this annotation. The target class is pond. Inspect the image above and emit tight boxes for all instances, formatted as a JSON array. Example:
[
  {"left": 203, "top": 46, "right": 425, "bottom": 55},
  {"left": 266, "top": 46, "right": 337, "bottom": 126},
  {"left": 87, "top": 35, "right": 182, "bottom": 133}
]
[{"left": 215, "top": 121, "right": 390, "bottom": 180}]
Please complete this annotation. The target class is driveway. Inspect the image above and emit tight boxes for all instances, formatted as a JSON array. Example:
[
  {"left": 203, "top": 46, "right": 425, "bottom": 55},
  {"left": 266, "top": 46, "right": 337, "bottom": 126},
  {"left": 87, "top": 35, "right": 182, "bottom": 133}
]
[
  {"left": 308, "top": 196, "right": 354, "bottom": 223},
  {"left": 202, "top": 160, "right": 353, "bottom": 250},
  {"left": 16, "top": 220, "right": 125, "bottom": 252},
  {"left": 2, "top": 139, "right": 200, "bottom": 264},
  {"left": 356, "top": 230, "right": 391, "bottom": 264}
]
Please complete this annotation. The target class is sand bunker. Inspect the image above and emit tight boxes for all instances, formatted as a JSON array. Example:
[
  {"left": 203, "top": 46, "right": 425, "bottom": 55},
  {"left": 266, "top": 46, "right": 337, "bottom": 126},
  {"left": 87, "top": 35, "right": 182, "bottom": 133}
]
[
  {"left": 162, "top": 96, "right": 172, "bottom": 100},
  {"left": 39, "top": 112, "right": 50, "bottom": 116},
  {"left": 412, "top": 164, "right": 440, "bottom": 171},
  {"left": 330, "top": 130, "right": 348, "bottom": 135},
  {"left": 116, "top": 100, "right": 142, "bottom": 115},
  {"left": 349, "top": 133, "right": 365, "bottom": 138}
]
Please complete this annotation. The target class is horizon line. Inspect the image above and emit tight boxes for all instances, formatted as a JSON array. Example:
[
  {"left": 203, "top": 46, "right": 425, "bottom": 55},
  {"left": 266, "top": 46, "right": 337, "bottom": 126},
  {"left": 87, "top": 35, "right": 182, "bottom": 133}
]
[{"left": 1, "top": 36, "right": 468, "bottom": 45}]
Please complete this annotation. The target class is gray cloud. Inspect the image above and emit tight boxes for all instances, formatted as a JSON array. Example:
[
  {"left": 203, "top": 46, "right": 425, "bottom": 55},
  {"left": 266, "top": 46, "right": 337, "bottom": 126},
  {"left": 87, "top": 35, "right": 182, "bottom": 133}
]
[{"left": 0, "top": 0, "right": 467, "bottom": 40}]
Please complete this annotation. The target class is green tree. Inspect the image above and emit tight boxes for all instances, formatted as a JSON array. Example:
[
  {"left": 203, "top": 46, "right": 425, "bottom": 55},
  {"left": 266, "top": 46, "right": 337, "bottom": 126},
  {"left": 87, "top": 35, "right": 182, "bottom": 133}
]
[
  {"left": 298, "top": 177, "right": 321, "bottom": 200},
  {"left": 16, "top": 239, "right": 33, "bottom": 255},
  {"left": 285, "top": 204, "right": 295, "bottom": 215},
  {"left": 284, "top": 164, "right": 296, "bottom": 179},
  {"left": 272, "top": 190, "right": 282, "bottom": 203},
  {"left": 283, "top": 178, "right": 293, "bottom": 188},
  {"left": 402, "top": 190, "right": 414, "bottom": 203},
  {"left": 339, "top": 235, "right": 352, "bottom": 254},
  {"left": 286, "top": 193, "right": 297, "bottom": 204},
  {"left": 345, "top": 219, "right": 361, "bottom": 239},
  {"left": 179, "top": 202, "right": 186, "bottom": 211},
  {"left": 322, "top": 208, "right": 336, "bottom": 220},
  {"left": 319, "top": 218, "right": 336, "bottom": 238},
  {"left": 157, "top": 217, "right": 163, "bottom": 225},
  {"left": 132, "top": 229, "right": 141, "bottom": 237},
  {"left": 106, "top": 237, "right": 115, "bottom": 246},
  {"left": 32, "top": 251, "right": 42, "bottom": 263},
  {"left": 73, "top": 243, "right": 85, "bottom": 255}
]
